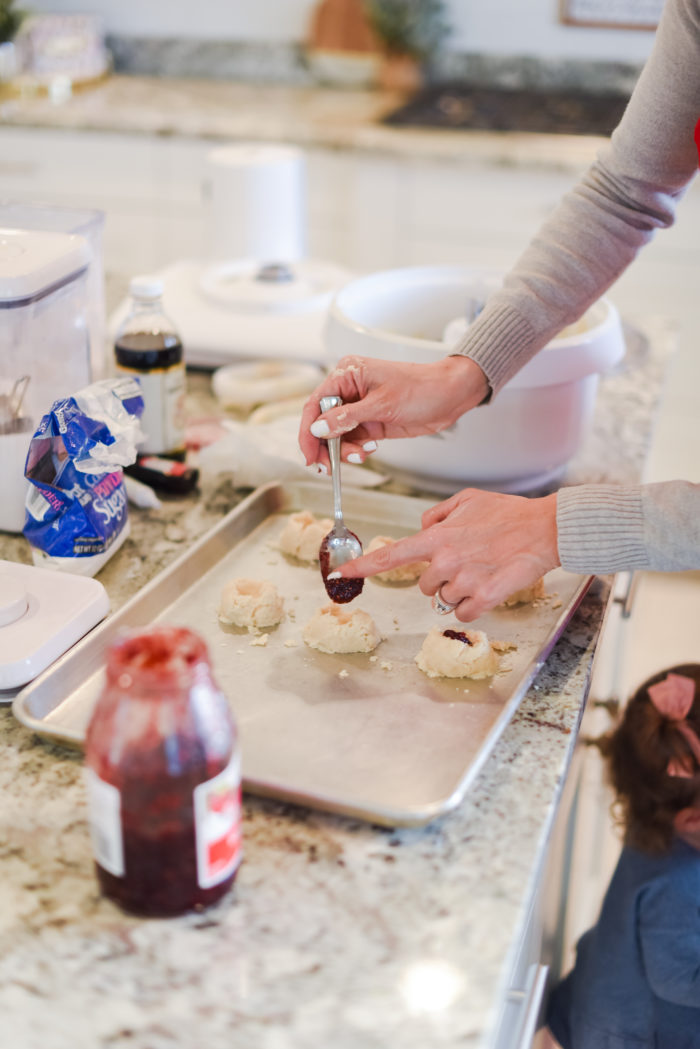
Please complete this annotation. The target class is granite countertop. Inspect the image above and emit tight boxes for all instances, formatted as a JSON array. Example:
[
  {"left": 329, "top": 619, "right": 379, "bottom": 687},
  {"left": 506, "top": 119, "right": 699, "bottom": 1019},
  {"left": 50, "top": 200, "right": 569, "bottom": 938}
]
[
  {"left": 0, "top": 313, "right": 676, "bottom": 1049},
  {"left": 0, "top": 73, "right": 604, "bottom": 173}
]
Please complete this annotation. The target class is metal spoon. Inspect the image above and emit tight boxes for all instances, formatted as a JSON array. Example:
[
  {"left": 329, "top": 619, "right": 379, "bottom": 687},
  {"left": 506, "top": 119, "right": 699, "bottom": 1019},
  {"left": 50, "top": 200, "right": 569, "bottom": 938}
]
[{"left": 318, "top": 394, "right": 364, "bottom": 603}]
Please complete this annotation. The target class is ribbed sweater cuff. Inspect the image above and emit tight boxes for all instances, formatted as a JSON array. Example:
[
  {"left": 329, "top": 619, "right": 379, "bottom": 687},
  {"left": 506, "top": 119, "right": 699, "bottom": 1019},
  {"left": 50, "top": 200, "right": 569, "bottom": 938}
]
[
  {"left": 557, "top": 484, "right": 649, "bottom": 573},
  {"left": 450, "top": 302, "right": 538, "bottom": 395}
]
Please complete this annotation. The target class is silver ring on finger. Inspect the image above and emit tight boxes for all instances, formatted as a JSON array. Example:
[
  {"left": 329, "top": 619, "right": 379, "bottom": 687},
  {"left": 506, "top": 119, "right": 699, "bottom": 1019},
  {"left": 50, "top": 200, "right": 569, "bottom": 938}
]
[{"left": 432, "top": 584, "right": 459, "bottom": 616}]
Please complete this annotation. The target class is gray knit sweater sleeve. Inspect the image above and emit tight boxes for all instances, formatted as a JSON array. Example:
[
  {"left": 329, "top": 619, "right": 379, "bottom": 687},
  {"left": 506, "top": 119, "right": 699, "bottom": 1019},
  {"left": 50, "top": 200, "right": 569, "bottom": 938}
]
[
  {"left": 557, "top": 482, "right": 700, "bottom": 572},
  {"left": 453, "top": 0, "right": 700, "bottom": 393},
  {"left": 450, "top": 0, "right": 700, "bottom": 574}
]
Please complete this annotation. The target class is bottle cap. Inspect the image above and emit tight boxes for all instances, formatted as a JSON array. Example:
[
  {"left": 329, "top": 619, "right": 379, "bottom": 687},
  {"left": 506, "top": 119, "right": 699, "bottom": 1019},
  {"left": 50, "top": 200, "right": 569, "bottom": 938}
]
[{"left": 129, "top": 274, "right": 164, "bottom": 301}]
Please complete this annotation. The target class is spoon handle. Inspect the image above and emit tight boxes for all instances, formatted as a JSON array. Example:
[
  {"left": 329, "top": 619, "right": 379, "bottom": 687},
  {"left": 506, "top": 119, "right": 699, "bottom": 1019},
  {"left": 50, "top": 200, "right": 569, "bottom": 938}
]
[{"left": 319, "top": 395, "right": 343, "bottom": 525}]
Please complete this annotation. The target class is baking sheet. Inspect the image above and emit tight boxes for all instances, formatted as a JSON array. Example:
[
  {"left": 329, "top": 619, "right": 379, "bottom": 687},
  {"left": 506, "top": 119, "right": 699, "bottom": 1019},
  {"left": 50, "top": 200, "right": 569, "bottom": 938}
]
[{"left": 13, "top": 481, "right": 592, "bottom": 827}]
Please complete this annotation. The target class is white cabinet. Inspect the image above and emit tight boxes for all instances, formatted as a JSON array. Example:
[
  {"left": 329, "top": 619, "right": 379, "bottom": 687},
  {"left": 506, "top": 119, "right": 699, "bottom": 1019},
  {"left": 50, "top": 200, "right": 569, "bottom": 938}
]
[
  {"left": 3, "top": 122, "right": 700, "bottom": 316},
  {"left": 0, "top": 126, "right": 581, "bottom": 282},
  {"left": 488, "top": 736, "right": 582, "bottom": 1049}
]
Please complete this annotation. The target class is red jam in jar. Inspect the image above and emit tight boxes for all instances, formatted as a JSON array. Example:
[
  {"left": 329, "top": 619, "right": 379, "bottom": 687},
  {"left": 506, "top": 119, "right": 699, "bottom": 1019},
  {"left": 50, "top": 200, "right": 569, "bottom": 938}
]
[{"left": 84, "top": 626, "right": 242, "bottom": 917}]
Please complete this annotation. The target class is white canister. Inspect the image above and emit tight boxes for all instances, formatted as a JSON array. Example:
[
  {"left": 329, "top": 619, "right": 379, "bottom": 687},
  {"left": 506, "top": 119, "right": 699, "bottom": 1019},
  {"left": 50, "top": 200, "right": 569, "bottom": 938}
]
[
  {"left": 202, "top": 144, "right": 306, "bottom": 263},
  {"left": 0, "top": 422, "right": 33, "bottom": 532}
]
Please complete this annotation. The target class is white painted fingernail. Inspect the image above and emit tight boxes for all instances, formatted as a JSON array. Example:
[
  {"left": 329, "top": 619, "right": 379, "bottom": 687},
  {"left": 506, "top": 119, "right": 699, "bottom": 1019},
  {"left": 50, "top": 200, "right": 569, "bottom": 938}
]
[
  {"left": 327, "top": 571, "right": 342, "bottom": 580},
  {"left": 362, "top": 440, "right": 377, "bottom": 452},
  {"left": 347, "top": 453, "right": 363, "bottom": 464},
  {"left": 310, "top": 419, "right": 330, "bottom": 438},
  {"left": 306, "top": 462, "right": 328, "bottom": 476}
]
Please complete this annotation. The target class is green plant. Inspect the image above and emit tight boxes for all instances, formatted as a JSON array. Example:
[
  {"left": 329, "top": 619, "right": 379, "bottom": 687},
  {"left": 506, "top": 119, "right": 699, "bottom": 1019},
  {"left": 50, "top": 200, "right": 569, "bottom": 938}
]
[
  {"left": 0, "top": 0, "right": 23, "bottom": 45},
  {"left": 364, "top": 0, "right": 449, "bottom": 61}
]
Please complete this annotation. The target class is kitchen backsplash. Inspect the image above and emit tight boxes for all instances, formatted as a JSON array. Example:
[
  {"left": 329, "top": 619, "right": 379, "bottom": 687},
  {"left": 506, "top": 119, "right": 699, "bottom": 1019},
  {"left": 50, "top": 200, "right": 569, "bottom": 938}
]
[
  {"left": 106, "top": 34, "right": 643, "bottom": 96},
  {"left": 106, "top": 37, "right": 313, "bottom": 86}
]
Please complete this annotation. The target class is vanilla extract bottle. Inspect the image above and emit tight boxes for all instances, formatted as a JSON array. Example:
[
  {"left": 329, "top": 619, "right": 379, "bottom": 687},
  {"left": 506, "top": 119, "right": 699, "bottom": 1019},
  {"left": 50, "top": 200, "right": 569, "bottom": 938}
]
[{"left": 114, "top": 276, "right": 186, "bottom": 460}]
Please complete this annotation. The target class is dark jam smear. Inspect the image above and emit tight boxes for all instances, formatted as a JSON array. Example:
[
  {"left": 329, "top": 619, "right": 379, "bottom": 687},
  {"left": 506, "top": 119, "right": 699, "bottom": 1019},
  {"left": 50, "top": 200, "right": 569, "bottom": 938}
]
[
  {"left": 319, "top": 534, "right": 364, "bottom": 604},
  {"left": 443, "top": 629, "right": 473, "bottom": 645}
]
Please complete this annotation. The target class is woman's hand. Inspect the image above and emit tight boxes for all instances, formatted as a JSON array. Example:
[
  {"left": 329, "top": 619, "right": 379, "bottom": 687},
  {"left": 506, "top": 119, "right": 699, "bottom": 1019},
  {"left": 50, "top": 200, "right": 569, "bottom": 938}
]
[
  {"left": 298, "top": 354, "right": 489, "bottom": 470},
  {"left": 331, "top": 488, "right": 561, "bottom": 621}
]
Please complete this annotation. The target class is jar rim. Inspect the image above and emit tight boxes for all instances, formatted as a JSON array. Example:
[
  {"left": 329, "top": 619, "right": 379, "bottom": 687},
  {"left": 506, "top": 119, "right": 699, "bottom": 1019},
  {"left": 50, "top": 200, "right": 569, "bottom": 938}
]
[{"left": 105, "top": 626, "right": 211, "bottom": 688}]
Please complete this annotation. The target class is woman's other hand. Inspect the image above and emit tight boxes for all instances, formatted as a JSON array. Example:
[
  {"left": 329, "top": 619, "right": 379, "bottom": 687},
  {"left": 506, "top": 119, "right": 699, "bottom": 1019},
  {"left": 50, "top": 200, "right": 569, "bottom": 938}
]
[
  {"left": 330, "top": 488, "right": 561, "bottom": 621},
  {"left": 298, "top": 354, "right": 489, "bottom": 470}
]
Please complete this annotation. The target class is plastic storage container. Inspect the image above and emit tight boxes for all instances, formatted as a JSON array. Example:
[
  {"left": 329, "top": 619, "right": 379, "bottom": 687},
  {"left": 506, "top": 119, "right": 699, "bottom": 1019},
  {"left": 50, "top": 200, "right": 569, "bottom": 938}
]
[
  {"left": 0, "top": 202, "right": 106, "bottom": 383},
  {"left": 0, "top": 227, "right": 92, "bottom": 531},
  {"left": 84, "top": 626, "right": 242, "bottom": 916}
]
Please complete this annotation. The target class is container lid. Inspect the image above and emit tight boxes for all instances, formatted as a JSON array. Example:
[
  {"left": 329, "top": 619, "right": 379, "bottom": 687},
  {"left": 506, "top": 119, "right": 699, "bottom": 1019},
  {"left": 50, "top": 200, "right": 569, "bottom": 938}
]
[
  {"left": 0, "top": 228, "right": 90, "bottom": 304},
  {"left": 0, "top": 559, "right": 110, "bottom": 691},
  {"left": 129, "top": 274, "right": 164, "bottom": 301}
]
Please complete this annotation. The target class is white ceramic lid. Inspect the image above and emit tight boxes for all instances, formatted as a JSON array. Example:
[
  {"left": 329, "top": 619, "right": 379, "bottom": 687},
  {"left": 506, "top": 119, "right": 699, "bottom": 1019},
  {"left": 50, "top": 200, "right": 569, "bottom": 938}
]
[
  {"left": 0, "top": 228, "right": 91, "bottom": 303},
  {"left": 198, "top": 258, "right": 351, "bottom": 315}
]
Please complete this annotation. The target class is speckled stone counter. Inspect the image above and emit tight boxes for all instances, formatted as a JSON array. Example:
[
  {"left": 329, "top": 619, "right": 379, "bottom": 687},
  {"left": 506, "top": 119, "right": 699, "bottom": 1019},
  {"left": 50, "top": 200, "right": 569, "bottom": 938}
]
[
  {"left": 0, "top": 74, "right": 604, "bottom": 173},
  {"left": 0, "top": 314, "right": 676, "bottom": 1049}
]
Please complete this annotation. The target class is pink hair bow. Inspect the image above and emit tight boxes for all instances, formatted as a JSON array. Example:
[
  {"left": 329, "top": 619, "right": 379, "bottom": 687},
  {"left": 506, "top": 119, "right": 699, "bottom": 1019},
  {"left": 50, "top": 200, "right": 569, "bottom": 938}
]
[{"left": 648, "top": 673, "right": 700, "bottom": 779}]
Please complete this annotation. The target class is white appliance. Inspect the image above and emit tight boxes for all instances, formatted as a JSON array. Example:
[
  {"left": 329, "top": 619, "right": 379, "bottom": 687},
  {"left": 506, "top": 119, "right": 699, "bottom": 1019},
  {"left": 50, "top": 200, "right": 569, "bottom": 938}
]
[
  {"left": 0, "top": 558, "right": 109, "bottom": 694},
  {"left": 109, "top": 143, "right": 353, "bottom": 369},
  {"left": 325, "top": 264, "right": 626, "bottom": 494}
]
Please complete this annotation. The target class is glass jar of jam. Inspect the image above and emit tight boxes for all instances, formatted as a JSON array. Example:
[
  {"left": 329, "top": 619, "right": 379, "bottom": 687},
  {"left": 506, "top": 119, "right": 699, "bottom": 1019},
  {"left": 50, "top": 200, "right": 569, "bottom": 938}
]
[{"left": 84, "top": 626, "right": 242, "bottom": 917}]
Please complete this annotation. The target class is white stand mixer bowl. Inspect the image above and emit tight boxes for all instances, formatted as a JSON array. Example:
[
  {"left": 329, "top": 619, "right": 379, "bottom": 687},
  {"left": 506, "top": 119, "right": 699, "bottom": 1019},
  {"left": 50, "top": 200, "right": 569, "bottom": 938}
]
[{"left": 324, "top": 265, "right": 625, "bottom": 493}]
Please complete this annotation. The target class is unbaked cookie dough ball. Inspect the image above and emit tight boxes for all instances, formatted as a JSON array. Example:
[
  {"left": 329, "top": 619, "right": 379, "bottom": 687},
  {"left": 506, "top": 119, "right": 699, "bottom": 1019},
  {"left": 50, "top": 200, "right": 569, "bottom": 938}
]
[
  {"left": 278, "top": 510, "right": 332, "bottom": 562},
  {"left": 302, "top": 603, "right": 382, "bottom": 654},
  {"left": 501, "top": 577, "right": 545, "bottom": 607},
  {"left": 366, "top": 535, "right": 428, "bottom": 583},
  {"left": 218, "top": 577, "right": 284, "bottom": 632},
  {"left": 415, "top": 626, "right": 498, "bottom": 679}
]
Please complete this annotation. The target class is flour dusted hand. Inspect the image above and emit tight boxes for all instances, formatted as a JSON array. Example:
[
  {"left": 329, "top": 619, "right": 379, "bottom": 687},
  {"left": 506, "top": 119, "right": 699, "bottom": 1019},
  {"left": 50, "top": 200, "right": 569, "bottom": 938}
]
[
  {"left": 299, "top": 355, "right": 488, "bottom": 469},
  {"left": 329, "top": 488, "right": 560, "bottom": 622}
]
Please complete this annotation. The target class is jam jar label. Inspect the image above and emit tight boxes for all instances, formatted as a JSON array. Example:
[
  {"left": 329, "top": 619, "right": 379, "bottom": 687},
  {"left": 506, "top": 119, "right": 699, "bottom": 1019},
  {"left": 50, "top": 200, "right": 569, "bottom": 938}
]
[
  {"left": 193, "top": 750, "right": 243, "bottom": 889},
  {"left": 85, "top": 768, "right": 125, "bottom": 878}
]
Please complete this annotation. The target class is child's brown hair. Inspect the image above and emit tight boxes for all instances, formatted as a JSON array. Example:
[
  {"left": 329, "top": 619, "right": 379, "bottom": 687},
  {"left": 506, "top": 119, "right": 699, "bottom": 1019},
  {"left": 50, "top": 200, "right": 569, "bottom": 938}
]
[{"left": 599, "top": 663, "right": 700, "bottom": 854}]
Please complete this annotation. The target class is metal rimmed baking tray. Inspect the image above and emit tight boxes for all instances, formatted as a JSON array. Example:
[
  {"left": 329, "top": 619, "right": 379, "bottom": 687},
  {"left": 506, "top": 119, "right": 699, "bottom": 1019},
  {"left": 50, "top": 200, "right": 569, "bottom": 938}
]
[{"left": 13, "top": 481, "right": 592, "bottom": 827}]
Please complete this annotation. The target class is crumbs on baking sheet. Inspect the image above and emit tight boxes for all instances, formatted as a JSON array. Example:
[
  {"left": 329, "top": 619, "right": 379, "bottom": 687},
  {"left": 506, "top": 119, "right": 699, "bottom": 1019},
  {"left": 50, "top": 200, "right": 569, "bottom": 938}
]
[
  {"left": 369, "top": 655, "right": 378, "bottom": 662},
  {"left": 283, "top": 639, "right": 298, "bottom": 648},
  {"left": 491, "top": 639, "right": 517, "bottom": 653},
  {"left": 380, "top": 660, "right": 393, "bottom": 671},
  {"left": 339, "top": 668, "right": 349, "bottom": 678},
  {"left": 249, "top": 634, "right": 269, "bottom": 647},
  {"left": 539, "top": 590, "right": 562, "bottom": 609}
]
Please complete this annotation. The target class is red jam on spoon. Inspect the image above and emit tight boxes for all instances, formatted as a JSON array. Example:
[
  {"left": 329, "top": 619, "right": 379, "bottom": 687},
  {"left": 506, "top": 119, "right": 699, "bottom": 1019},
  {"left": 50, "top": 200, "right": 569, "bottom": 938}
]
[{"left": 319, "top": 531, "right": 364, "bottom": 603}]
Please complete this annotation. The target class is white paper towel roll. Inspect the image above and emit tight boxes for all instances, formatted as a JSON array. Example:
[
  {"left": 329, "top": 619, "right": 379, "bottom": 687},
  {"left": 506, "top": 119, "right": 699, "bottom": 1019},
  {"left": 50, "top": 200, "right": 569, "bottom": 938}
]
[{"left": 204, "top": 144, "right": 307, "bottom": 263}]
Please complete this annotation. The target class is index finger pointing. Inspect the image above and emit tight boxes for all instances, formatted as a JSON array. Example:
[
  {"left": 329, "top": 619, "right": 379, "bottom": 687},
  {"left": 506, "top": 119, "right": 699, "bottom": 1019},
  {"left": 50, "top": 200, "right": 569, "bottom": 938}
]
[
  {"left": 337, "top": 531, "right": 434, "bottom": 579},
  {"left": 298, "top": 395, "right": 324, "bottom": 465}
]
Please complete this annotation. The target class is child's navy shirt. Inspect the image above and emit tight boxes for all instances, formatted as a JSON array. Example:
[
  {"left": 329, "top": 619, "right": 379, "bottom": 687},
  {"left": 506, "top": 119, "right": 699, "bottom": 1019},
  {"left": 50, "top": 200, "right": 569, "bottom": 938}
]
[{"left": 547, "top": 836, "right": 700, "bottom": 1048}]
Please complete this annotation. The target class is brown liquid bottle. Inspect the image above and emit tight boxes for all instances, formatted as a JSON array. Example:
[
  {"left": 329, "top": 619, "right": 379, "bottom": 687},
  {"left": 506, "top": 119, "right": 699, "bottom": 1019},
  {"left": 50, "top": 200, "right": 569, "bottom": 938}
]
[
  {"left": 84, "top": 626, "right": 242, "bottom": 917},
  {"left": 114, "top": 276, "right": 186, "bottom": 460}
]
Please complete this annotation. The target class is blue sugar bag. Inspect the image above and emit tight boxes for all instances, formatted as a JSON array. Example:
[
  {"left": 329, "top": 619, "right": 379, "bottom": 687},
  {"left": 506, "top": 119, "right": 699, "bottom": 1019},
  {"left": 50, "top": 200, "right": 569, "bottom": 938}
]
[{"left": 23, "top": 377, "right": 144, "bottom": 566}]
